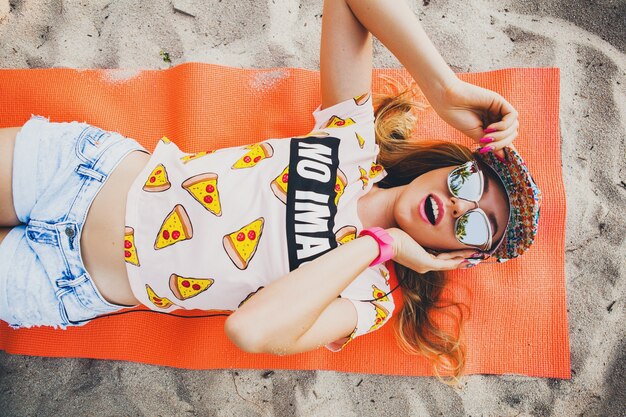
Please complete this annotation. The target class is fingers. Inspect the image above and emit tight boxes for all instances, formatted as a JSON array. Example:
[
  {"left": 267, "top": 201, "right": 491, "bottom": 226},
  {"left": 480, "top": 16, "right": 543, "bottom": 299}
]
[
  {"left": 484, "top": 101, "right": 518, "bottom": 133},
  {"left": 483, "top": 115, "right": 518, "bottom": 144},
  {"left": 423, "top": 257, "right": 464, "bottom": 272},
  {"left": 435, "top": 249, "right": 476, "bottom": 260},
  {"left": 428, "top": 249, "right": 480, "bottom": 271},
  {"left": 478, "top": 121, "right": 519, "bottom": 154},
  {"left": 429, "top": 249, "right": 477, "bottom": 271},
  {"left": 478, "top": 104, "right": 519, "bottom": 161},
  {"left": 414, "top": 254, "right": 483, "bottom": 273}
]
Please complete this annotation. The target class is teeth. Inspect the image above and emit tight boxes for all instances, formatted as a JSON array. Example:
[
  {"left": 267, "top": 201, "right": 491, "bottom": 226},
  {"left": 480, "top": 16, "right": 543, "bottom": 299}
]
[{"left": 429, "top": 196, "right": 439, "bottom": 223}]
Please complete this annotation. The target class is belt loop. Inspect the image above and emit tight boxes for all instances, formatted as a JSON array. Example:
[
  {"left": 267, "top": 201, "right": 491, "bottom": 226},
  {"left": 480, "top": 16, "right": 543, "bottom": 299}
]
[
  {"left": 56, "top": 273, "right": 88, "bottom": 289},
  {"left": 75, "top": 164, "right": 105, "bottom": 182}
]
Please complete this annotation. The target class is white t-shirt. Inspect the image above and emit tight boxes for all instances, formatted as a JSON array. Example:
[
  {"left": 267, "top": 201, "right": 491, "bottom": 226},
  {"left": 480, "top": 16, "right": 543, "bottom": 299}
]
[{"left": 124, "top": 93, "right": 395, "bottom": 351}]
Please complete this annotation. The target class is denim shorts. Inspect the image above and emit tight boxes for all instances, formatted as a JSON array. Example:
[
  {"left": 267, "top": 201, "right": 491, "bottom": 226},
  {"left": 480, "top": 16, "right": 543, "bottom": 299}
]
[{"left": 0, "top": 115, "right": 148, "bottom": 329}]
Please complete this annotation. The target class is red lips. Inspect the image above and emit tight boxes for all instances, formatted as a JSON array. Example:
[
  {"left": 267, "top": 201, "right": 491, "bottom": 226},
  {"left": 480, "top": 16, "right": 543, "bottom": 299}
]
[{"left": 419, "top": 194, "right": 445, "bottom": 226}]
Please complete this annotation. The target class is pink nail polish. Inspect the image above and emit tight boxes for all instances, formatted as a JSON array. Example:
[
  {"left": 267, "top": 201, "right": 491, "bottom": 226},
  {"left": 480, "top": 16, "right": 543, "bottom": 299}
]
[
  {"left": 479, "top": 146, "right": 494, "bottom": 154},
  {"left": 484, "top": 128, "right": 497, "bottom": 133},
  {"left": 480, "top": 137, "right": 494, "bottom": 144}
]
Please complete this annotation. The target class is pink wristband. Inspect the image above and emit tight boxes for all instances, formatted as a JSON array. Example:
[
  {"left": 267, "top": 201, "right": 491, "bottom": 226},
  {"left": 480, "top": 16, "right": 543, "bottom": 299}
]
[{"left": 358, "top": 227, "right": 395, "bottom": 267}]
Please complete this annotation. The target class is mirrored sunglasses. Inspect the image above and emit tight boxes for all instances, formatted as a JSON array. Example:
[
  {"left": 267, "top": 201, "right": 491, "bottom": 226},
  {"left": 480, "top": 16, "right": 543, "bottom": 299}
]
[{"left": 447, "top": 161, "right": 493, "bottom": 251}]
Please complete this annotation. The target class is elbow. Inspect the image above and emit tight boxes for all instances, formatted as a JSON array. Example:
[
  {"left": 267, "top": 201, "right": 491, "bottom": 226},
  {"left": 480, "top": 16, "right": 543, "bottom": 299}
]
[
  {"left": 225, "top": 313, "right": 293, "bottom": 355},
  {"left": 224, "top": 313, "right": 267, "bottom": 354}
]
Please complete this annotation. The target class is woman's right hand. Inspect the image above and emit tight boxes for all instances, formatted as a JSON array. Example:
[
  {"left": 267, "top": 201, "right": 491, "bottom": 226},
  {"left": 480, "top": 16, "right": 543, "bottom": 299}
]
[
  {"left": 387, "top": 228, "right": 477, "bottom": 273},
  {"left": 432, "top": 78, "right": 519, "bottom": 160}
]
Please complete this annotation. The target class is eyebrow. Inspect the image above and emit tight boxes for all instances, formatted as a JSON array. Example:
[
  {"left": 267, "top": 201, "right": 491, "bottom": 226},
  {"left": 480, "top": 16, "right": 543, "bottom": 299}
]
[{"left": 483, "top": 174, "right": 499, "bottom": 236}]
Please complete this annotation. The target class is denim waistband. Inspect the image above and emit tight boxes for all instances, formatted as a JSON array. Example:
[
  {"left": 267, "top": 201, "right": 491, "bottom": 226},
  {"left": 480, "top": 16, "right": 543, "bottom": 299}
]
[{"left": 25, "top": 126, "right": 147, "bottom": 311}]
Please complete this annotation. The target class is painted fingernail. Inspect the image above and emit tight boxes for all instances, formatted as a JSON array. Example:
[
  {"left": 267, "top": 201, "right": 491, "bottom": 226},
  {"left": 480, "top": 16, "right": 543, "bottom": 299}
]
[
  {"left": 480, "top": 137, "right": 495, "bottom": 144},
  {"left": 471, "top": 252, "right": 482, "bottom": 258},
  {"left": 484, "top": 127, "right": 497, "bottom": 133},
  {"left": 479, "top": 146, "right": 494, "bottom": 154}
]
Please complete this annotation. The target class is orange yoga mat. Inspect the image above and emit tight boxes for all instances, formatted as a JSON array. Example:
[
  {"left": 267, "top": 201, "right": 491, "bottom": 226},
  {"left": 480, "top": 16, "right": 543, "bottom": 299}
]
[{"left": 0, "top": 64, "right": 568, "bottom": 378}]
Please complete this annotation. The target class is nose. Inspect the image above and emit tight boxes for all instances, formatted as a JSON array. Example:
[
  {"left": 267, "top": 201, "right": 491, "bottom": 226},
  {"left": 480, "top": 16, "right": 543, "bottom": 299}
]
[{"left": 449, "top": 197, "right": 478, "bottom": 219}]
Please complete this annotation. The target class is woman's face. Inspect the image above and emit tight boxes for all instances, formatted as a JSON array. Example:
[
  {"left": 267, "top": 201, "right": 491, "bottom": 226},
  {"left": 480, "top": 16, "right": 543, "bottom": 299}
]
[{"left": 393, "top": 165, "right": 510, "bottom": 253}]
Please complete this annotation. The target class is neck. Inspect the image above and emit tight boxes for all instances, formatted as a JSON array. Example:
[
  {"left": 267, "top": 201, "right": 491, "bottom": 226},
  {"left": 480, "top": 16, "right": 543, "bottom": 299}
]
[{"left": 357, "top": 184, "right": 402, "bottom": 230}]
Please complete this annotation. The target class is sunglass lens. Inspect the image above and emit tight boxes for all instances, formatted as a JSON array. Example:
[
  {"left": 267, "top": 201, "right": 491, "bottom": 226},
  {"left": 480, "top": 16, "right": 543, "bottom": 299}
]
[
  {"left": 455, "top": 210, "right": 490, "bottom": 248},
  {"left": 449, "top": 162, "right": 483, "bottom": 201}
]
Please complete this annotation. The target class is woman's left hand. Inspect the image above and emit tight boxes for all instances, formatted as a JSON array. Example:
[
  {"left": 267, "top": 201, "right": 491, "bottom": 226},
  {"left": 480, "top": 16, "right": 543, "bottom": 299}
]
[
  {"left": 388, "top": 228, "right": 477, "bottom": 274},
  {"left": 432, "top": 78, "right": 519, "bottom": 160}
]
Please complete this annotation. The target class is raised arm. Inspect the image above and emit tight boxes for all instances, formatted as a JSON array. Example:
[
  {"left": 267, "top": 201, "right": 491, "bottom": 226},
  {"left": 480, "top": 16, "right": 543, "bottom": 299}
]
[
  {"left": 322, "top": 0, "right": 518, "bottom": 157},
  {"left": 320, "top": 0, "right": 456, "bottom": 112}
]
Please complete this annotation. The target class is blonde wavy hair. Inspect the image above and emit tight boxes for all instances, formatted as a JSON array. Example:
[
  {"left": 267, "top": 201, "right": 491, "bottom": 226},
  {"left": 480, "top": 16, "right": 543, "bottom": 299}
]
[{"left": 372, "top": 75, "right": 474, "bottom": 385}]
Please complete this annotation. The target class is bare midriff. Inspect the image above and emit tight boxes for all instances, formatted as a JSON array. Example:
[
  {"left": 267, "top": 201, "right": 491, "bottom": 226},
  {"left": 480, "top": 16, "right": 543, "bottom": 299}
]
[{"left": 80, "top": 150, "right": 151, "bottom": 307}]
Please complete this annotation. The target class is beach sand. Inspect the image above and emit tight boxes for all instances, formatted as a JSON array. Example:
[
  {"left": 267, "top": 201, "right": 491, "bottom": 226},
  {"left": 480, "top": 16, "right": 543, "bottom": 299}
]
[{"left": 0, "top": 0, "right": 624, "bottom": 415}]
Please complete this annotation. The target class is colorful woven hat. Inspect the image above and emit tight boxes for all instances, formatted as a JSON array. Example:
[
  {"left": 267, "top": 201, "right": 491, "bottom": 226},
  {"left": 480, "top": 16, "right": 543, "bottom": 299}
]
[{"left": 475, "top": 147, "right": 542, "bottom": 262}]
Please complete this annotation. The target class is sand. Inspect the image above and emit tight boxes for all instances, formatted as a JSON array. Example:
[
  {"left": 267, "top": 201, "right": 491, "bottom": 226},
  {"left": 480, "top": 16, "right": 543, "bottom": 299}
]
[{"left": 0, "top": 0, "right": 625, "bottom": 415}]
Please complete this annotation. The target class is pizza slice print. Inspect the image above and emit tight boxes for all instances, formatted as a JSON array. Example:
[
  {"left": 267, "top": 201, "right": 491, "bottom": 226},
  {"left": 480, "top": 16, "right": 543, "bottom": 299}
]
[
  {"left": 142, "top": 163, "right": 171, "bottom": 192},
  {"left": 355, "top": 132, "right": 365, "bottom": 149},
  {"left": 369, "top": 162, "right": 385, "bottom": 179},
  {"left": 353, "top": 92, "right": 371, "bottom": 106},
  {"left": 180, "top": 150, "right": 216, "bottom": 164},
  {"left": 146, "top": 284, "right": 175, "bottom": 309},
  {"left": 334, "top": 168, "right": 347, "bottom": 207},
  {"left": 154, "top": 204, "right": 193, "bottom": 250},
  {"left": 379, "top": 267, "right": 389, "bottom": 286},
  {"left": 368, "top": 301, "right": 390, "bottom": 332},
  {"left": 161, "top": 136, "right": 221, "bottom": 164},
  {"left": 169, "top": 273, "right": 214, "bottom": 300},
  {"left": 358, "top": 166, "right": 369, "bottom": 190},
  {"left": 182, "top": 172, "right": 222, "bottom": 216},
  {"left": 335, "top": 225, "right": 357, "bottom": 245},
  {"left": 270, "top": 165, "right": 289, "bottom": 204},
  {"left": 372, "top": 284, "right": 389, "bottom": 302},
  {"left": 123, "top": 226, "right": 140, "bottom": 266},
  {"left": 336, "top": 327, "right": 358, "bottom": 350},
  {"left": 223, "top": 217, "right": 265, "bottom": 270},
  {"left": 321, "top": 115, "right": 356, "bottom": 129},
  {"left": 231, "top": 143, "right": 274, "bottom": 169}
]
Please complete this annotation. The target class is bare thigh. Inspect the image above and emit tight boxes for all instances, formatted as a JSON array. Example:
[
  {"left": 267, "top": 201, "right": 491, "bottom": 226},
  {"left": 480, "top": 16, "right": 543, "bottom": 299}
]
[{"left": 0, "top": 127, "right": 23, "bottom": 227}]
